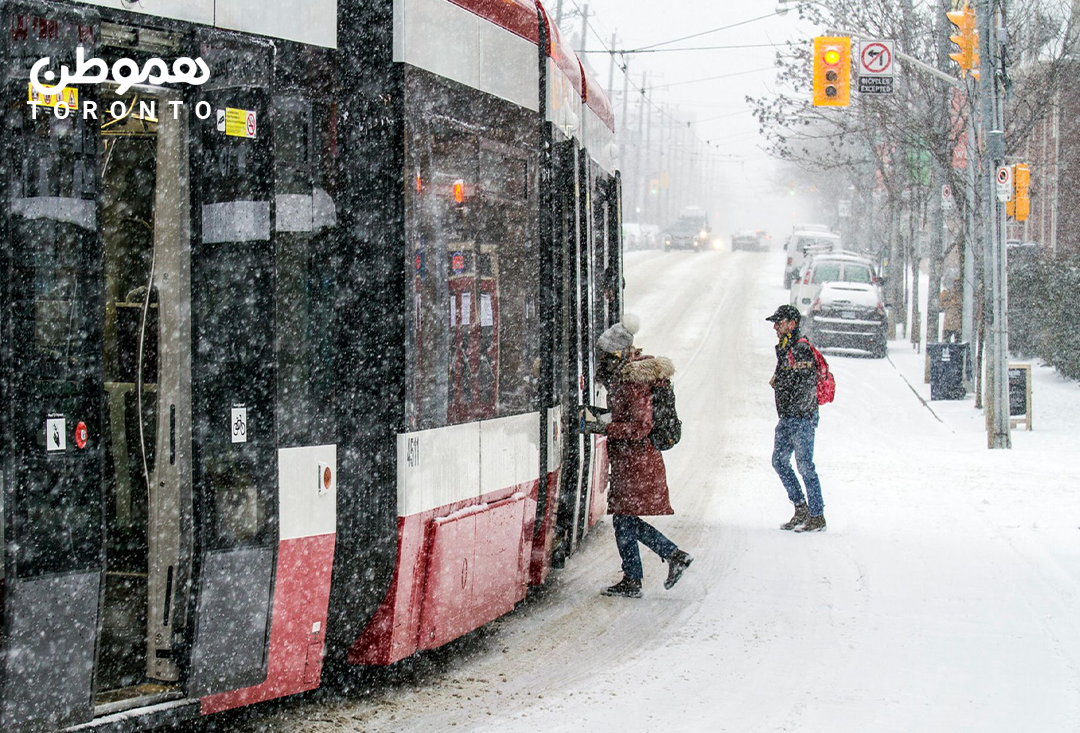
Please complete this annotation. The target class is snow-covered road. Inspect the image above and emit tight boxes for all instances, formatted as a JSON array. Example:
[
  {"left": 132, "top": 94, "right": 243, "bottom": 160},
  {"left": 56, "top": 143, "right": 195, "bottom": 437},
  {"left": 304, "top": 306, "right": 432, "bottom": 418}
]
[{"left": 224, "top": 250, "right": 1080, "bottom": 733}]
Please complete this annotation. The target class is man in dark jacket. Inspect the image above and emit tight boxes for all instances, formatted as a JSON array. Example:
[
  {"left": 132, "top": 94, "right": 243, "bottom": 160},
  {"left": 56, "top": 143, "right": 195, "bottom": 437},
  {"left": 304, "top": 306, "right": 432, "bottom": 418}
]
[
  {"left": 766, "top": 305, "right": 826, "bottom": 532},
  {"left": 586, "top": 315, "right": 693, "bottom": 598}
]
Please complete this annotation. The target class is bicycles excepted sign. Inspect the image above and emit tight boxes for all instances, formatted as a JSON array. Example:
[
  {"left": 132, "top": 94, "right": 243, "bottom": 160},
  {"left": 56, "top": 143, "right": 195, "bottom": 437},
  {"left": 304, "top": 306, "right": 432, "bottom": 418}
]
[{"left": 858, "top": 40, "right": 895, "bottom": 95}]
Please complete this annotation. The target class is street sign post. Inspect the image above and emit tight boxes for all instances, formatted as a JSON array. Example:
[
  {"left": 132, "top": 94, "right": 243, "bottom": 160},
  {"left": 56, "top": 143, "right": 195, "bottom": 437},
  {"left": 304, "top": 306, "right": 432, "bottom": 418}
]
[
  {"left": 858, "top": 39, "right": 895, "bottom": 94},
  {"left": 996, "top": 165, "right": 1013, "bottom": 202}
]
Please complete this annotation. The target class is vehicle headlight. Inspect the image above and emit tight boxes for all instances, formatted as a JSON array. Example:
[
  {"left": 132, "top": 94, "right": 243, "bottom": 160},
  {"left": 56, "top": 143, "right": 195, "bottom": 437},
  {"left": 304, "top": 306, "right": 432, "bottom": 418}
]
[{"left": 698, "top": 230, "right": 708, "bottom": 239}]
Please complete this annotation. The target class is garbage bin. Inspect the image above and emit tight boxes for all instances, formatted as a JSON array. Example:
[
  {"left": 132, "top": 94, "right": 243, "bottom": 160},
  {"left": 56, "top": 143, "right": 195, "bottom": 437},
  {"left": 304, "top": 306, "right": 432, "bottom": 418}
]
[{"left": 928, "top": 342, "right": 969, "bottom": 400}]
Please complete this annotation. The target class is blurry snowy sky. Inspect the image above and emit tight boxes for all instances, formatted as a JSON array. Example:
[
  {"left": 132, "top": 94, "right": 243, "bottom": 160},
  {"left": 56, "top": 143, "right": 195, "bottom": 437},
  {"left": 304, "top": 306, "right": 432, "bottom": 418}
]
[
  {"left": 568, "top": 0, "right": 807, "bottom": 151},
  {"left": 559, "top": 0, "right": 823, "bottom": 230}
]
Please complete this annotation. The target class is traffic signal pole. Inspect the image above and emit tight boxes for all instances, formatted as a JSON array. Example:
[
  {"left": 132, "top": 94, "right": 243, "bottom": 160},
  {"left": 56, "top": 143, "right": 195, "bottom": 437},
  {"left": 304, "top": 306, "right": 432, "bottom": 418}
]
[
  {"left": 819, "top": 8, "right": 1009, "bottom": 449},
  {"left": 976, "top": 0, "right": 1011, "bottom": 449}
]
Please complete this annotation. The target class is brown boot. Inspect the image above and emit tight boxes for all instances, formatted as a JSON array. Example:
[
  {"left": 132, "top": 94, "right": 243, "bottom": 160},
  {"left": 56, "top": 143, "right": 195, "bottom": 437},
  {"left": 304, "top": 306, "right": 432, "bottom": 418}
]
[
  {"left": 780, "top": 503, "right": 809, "bottom": 530},
  {"left": 794, "top": 514, "right": 826, "bottom": 533}
]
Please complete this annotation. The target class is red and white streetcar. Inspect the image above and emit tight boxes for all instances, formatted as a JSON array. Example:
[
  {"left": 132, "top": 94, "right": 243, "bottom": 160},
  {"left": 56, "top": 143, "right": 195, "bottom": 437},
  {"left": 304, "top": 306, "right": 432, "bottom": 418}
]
[{"left": 0, "top": 0, "right": 622, "bottom": 730}]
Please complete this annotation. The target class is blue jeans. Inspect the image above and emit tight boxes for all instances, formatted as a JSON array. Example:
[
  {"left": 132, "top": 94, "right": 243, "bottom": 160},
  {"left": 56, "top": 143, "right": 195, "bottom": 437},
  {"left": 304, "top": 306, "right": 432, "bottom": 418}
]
[
  {"left": 613, "top": 514, "right": 677, "bottom": 581},
  {"left": 772, "top": 414, "right": 824, "bottom": 517}
]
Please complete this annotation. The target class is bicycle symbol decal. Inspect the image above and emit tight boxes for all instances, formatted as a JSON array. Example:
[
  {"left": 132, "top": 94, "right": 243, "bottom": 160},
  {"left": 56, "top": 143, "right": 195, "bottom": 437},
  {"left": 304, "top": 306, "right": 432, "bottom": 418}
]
[{"left": 231, "top": 407, "right": 248, "bottom": 444}]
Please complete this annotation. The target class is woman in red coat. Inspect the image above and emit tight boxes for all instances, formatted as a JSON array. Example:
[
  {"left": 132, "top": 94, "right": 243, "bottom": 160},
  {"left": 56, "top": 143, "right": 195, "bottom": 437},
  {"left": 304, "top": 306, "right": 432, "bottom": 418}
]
[{"left": 589, "top": 316, "right": 693, "bottom": 598}]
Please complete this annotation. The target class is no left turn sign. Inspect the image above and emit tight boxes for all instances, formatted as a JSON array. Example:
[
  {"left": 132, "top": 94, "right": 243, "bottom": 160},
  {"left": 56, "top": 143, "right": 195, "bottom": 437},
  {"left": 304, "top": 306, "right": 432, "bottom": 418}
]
[
  {"left": 860, "top": 42, "right": 893, "bottom": 75},
  {"left": 858, "top": 39, "right": 895, "bottom": 95}
]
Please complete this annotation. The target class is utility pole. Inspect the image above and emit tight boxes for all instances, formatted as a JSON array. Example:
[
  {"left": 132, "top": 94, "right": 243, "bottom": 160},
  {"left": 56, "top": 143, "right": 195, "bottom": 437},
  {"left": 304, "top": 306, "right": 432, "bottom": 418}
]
[
  {"left": 578, "top": 3, "right": 589, "bottom": 55},
  {"left": 977, "top": 0, "right": 1010, "bottom": 448},
  {"left": 962, "top": 117, "right": 976, "bottom": 346},
  {"left": 618, "top": 55, "right": 629, "bottom": 193},
  {"left": 656, "top": 102, "right": 665, "bottom": 223},
  {"left": 633, "top": 73, "right": 647, "bottom": 224},
  {"left": 619, "top": 57, "right": 629, "bottom": 142},
  {"left": 555, "top": 0, "right": 563, "bottom": 26},
  {"left": 607, "top": 32, "right": 618, "bottom": 99},
  {"left": 639, "top": 79, "right": 648, "bottom": 225},
  {"left": 925, "top": 0, "right": 952, "bottom": 382}
]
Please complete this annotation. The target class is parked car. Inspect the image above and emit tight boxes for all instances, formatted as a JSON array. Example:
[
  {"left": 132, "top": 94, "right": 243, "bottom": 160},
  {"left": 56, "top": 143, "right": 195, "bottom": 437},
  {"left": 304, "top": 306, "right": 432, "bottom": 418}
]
[
  {"left": 804, "top": 281, "right": 888, "bottom": 358},
  {"left": 783, "top": 229, "right": 842, "bottom": 288},
  {"left": 790, "top": 252, "right": 882, "bottom": 315},
  {"left": 731, "top": 229, "right": 767, "bottom": 252}
]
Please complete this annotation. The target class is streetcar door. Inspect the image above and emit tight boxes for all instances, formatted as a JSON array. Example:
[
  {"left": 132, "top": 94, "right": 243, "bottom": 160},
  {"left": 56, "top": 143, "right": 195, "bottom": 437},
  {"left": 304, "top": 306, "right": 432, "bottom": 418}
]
[
  {"left": 573, "top": 153, "right": 596, "bottom": 543},
  {"left": 0, "top": 7, "right": 104, "bottom": 732},
  {"left": 93, "top": 77, "right": 194, "bottom": 713},
  {"left": 607, "top": 172, "right": 623, "bottom": 320},
  {"left": 448, "top": 246, "right": 500, "bottom": 423},
  {"left": 186, "top": 36, "right": 278, "bottom": 697},
  {"left": 448, "top": 247, "right": 475, "bottom": 424},
  {"left": 552, "top": 141, "right": 586, "bottom": 552},
  {"left": 476, "top": 248, "right": 499, "bottom": 419}
]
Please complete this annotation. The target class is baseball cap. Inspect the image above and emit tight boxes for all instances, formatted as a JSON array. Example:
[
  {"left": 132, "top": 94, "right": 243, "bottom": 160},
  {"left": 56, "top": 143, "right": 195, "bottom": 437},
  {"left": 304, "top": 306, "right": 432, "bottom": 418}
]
[{"left": 765, "top": 304, "right": 801, "bottom": 323}]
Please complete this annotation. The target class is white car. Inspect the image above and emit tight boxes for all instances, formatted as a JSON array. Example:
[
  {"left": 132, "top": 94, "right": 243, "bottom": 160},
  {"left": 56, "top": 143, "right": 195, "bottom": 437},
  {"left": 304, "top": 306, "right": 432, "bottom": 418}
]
[
  {"left": 804, "top": 281, "right": 888, "bottom": 358},
  {"left": 790, "top": 253, "right": 882, "bottom": 315},
  {"left": 783, "top": 230, "right": 842, "bottom": 288}
]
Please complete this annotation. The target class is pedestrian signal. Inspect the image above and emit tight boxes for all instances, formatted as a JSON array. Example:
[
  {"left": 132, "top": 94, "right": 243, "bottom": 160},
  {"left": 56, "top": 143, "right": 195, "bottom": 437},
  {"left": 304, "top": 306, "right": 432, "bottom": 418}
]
[{"left": 813, "top": 37, "right": 850, "bottom": 107}]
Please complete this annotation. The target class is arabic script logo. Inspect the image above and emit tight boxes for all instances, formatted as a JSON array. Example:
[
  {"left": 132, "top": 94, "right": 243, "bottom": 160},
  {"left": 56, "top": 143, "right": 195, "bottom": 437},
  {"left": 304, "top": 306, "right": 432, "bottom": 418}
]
[{"left": 30, "top": 46, "right": 210, "bottom": 97}]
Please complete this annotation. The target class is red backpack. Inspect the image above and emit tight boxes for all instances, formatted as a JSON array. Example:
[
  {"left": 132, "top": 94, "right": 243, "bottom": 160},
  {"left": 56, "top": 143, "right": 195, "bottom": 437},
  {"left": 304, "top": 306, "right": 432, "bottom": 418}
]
[{"left": 788, "top": 337, "right": 835, "bottom": 405}]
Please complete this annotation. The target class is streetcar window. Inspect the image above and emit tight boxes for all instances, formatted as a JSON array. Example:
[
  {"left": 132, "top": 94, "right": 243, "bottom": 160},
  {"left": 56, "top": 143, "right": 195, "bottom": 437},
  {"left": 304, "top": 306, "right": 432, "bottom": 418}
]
[
  {"left": 196, "top": 249, "right": 276, "bottom": 549},
  {"left": 479, "top": 149, "right": 527, "bottom": 200},
  {"left": 405, "top": 95, "right": 539, "bottom": 429},
  {"left": 274, "top": 97, "right": 339, "bottom": 447},
  {"left": 8, "top": 95, "right": 102, "bottom": 577}
]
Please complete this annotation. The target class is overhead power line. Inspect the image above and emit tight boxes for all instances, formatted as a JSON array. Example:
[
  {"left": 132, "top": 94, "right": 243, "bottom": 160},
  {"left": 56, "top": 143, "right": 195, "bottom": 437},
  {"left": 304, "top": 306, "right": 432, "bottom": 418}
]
[
  {"left": 626, "top": 13, "right": 782, "bottom": 52},
  {"left": 579, "top": 42, "right": 791, "bottom": 54},
  {"left": 649, "top": 66, "right": 776, "bottom": 90},
  {"left": 561, "top": 0, "right": 776, "bottom": 154}
]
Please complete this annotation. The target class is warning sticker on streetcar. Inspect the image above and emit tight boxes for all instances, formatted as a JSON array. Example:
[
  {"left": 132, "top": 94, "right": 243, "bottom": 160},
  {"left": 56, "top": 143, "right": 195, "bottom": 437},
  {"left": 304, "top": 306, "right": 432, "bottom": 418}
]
[
  {"left": 28, "top": 83, "right": 78, "bottom": 110},
  {"left": 46, "top": 416, "right": 66, "bottom": 452},
  {"left": 225, "top": 107, "right": 257, "bottom": 138}
]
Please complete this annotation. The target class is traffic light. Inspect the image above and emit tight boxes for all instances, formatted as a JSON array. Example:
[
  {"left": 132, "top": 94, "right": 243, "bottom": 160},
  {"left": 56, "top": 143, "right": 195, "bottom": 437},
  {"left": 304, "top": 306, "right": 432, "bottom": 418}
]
[
  {"left": 813, "top": 36, "right": 851, "bottom": 107},
  {"left": 1010, "top": 163, "right": 1030, "bottom": 221},
  {"left": 947, "top": 2, "right": 980, "bottom": 80}
]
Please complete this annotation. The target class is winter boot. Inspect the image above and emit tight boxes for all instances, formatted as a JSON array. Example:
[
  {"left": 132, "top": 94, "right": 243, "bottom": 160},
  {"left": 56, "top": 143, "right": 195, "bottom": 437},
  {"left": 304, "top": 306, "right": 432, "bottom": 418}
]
[
  {"left": 794, "top": 514, "right": 826, "bottom": 533},
  {"left": 780, "top": 502, "right": 809, "bottom": 530},
  {"left": 664, "top": 549, "right": 694, "bottom": 590},
  {"left": 602, "top": 576, "right": 643, "bottom": 598}
]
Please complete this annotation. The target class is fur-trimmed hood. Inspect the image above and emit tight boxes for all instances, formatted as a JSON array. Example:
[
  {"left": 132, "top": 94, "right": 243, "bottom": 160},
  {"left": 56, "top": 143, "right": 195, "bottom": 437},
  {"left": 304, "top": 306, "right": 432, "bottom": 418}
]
[{"left": 616, "top": 353, "right": 676, "bottom": 384}]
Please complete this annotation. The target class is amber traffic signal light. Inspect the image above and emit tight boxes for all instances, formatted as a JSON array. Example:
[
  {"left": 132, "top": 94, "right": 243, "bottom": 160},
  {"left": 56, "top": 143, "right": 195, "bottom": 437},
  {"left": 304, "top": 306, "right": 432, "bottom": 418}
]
[
  {"left": 1007, "top": 163, "right": 1031, "bottom": 221},
  {"left": 947, "top": 2, "right": 980, "bottom": 80},
  {"left": 813, "top": 36, "right": 850, "bottom": 107}
]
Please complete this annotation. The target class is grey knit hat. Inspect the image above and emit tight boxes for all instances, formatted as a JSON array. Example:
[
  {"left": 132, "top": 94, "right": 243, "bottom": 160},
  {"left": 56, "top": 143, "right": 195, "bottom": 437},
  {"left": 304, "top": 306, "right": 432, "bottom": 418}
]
[{"left": 596, "top": 314, "right": 641, "bottom": 355}]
